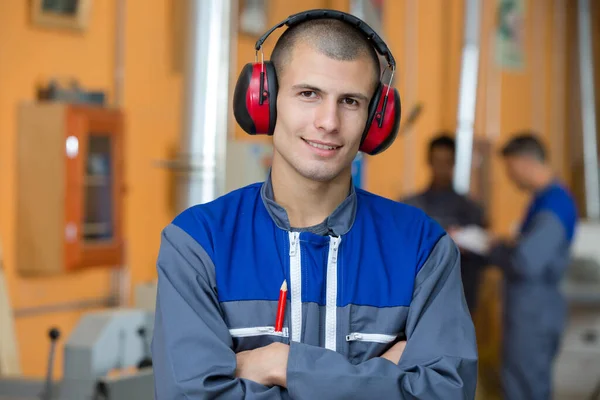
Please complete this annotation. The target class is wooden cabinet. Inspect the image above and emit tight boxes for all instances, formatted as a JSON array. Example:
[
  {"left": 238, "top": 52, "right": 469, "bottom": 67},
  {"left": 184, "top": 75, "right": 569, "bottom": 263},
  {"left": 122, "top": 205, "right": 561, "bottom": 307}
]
[{"left": 16, "top": 103, "right": 125, "bottom": 276}]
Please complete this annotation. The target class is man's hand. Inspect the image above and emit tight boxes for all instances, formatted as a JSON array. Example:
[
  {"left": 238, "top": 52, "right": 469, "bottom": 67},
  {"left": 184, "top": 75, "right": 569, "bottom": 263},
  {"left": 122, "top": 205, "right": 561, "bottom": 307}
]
[
  {"left": 235, "top": 342, "right": 289, "bottom": 388},
  {"left": 447, "top": 225, "right": 460, "bottom": 236},
  {"left": 380, "top": 340, "right": 407, "bottom": 364}
]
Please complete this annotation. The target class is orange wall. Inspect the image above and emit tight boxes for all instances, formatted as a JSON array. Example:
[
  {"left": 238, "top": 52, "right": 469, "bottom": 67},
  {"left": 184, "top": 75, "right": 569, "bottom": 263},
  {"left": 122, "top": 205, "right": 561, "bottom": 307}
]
[
  {"left": 0, "top": 0, "right": 182, "bottom": 377},
  {"left": 0, "top": 1, "right": 116, "bottom": 378},
  {"left": 369, "top": 0, "right": 579, "bottom": 235},
  {"left": 488, "top": 0, "right": 577, "bottom": 233},
  {"left": 366, "top": 0, "right": 465, "bottom": 200}
]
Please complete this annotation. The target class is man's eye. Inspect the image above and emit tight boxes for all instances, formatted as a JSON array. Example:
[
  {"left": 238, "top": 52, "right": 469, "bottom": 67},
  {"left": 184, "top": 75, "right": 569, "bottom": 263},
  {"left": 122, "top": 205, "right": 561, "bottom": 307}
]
[
  {"left": 342, "top": 98, "right": 358, "bottom": 106},
  {"left": 300, "top": 91, "right": 316, "bottom": 98}
]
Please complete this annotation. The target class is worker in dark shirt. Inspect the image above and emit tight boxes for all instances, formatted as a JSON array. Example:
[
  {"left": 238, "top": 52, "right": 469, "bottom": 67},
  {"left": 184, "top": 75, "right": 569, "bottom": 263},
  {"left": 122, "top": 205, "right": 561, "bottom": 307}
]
[{"left": 402, "top": 133, "right": 488, "bottom": 313}]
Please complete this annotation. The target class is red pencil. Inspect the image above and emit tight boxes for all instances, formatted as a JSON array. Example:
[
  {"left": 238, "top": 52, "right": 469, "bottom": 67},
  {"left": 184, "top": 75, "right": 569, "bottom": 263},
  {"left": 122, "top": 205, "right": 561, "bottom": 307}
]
[{"left": 275, "top": 280, "right": 287, "bottom": 332}]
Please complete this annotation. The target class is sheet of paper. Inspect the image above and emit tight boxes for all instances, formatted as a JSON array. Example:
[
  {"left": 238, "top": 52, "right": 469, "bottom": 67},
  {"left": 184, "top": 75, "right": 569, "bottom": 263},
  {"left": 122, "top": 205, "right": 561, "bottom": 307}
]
[{"left": 450, "top": 225, "right": 491, "bottom": 255}]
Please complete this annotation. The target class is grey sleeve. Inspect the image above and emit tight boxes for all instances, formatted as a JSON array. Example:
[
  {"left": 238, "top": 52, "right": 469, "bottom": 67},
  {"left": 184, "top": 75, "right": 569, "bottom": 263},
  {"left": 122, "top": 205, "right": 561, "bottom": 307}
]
[
  {"left": 488, "top": 211, "right": 566, "bottom": 280},
  {"left": 151, "top": 224, "right": 288, "bottom": 399},
  {"left": 286, "top": 234, "right": 478, "bottom": 400}
]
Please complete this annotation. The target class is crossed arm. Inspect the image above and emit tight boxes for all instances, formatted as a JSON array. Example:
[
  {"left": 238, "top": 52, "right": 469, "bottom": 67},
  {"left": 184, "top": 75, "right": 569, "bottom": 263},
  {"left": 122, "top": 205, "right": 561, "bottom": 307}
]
[
  {"left": 234, "top": 337, "right": 407, "bottom": 387},
  {"left": 152, "top": 225, "right": 478, "bottom": 399}
]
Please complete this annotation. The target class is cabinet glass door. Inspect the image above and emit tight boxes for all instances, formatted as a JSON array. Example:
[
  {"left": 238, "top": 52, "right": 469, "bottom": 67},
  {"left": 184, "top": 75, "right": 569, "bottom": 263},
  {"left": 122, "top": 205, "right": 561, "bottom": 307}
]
[{"left": 83, "top": 134, "right": 114, "bottom": 243}]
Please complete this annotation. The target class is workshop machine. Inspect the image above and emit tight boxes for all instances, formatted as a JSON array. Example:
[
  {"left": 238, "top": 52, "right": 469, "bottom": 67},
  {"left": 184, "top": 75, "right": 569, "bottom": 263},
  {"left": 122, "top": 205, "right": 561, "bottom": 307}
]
[
  {"left": 0, "top": 308, "right": 155, "bottom": 400},
  {"left": 554, "top": 221, "right": 600, "bottom": 400}
]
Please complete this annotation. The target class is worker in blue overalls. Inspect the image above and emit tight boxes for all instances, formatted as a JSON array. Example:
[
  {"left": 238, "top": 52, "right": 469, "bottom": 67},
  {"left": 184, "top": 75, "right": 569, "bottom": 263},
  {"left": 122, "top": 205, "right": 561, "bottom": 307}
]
[
  {"left": 151, "top": 9, "right": 478, "bottom": 400},
  {"left": 487, "top": 132, "right": 578, "bottom": 400}
]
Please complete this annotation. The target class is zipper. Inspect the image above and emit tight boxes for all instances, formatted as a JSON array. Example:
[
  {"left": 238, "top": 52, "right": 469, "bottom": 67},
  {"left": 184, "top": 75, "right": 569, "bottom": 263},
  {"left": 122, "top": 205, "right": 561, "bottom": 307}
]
[
  {"left": 229, "top": 326, "right": 289, "bottom": 338},
  {"left": 289, "top": 232, "right": 302, "bottom": 343},
  {"left": 325, "top": 236, "right": 341, "bottom": 351},
  {"left": 346, "top": 332, "right": 398, "bottom": 344}
]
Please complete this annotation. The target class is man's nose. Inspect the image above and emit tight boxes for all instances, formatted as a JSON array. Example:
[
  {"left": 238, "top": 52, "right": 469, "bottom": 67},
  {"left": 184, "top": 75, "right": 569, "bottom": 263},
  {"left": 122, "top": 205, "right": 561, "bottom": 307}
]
[{"left": 314, "top": 98, "right": 340, "bottom": 133}]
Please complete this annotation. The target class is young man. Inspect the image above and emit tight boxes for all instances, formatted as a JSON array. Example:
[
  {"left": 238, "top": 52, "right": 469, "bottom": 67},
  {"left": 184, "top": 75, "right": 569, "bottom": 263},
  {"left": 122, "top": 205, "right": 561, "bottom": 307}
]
[
  {"left": 152, "top": 10, "right": 478, "bottom": 399},
  {"left": 402, "top": 134, "right": 488, "bottom": 313},
  {"left": 487, "top": 133, "right": 578, "bottom": 400}
]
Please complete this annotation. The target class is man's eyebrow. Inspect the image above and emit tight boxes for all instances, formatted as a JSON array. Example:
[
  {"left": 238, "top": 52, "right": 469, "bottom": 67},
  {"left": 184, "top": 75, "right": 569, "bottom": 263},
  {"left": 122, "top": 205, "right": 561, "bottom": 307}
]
[
  {"left": 290, "top": 84, "right": 369, "bottom": 102},
  {"left": 291, "top": 83, "right": 323, "bottom": 93}
]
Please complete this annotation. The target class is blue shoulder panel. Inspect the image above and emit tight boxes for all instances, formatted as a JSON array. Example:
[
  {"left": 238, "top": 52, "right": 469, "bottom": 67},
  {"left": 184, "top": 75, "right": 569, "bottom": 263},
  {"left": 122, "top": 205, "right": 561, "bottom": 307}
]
[
  {"left": 172, "top": 182, "right": 287, "bottom": 303},
  {"left": 337, "top": 190, "right": 446, "bottom": 308},
  {"left": 522, "top": 182, "right": 578, "bottom": 243}
]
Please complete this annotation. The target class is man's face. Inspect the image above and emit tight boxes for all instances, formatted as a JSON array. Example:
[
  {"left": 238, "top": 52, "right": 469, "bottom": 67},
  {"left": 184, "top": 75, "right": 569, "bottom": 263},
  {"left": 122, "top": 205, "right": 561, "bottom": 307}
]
[
  {"left": 503, "top": 155, "right": 531, "bottom": 191},
  {"left": 429, "top": 146, "right": 455, "bottom": 188},
  {"left": 272, "top": 42, "right": 377, "bottom": 183}
]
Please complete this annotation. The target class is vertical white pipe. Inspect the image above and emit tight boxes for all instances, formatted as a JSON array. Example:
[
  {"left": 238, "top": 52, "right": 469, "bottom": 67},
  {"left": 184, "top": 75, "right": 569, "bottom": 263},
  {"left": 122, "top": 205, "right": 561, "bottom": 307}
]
[
  {"left": 577, "top": 0, "right": 599, "bottom": 219},
  {"left": 454, "top": 0, "right": 481, "bottom": 195},
  {"left": 180, "top": 0, "right": 234, "bottom": 210}
]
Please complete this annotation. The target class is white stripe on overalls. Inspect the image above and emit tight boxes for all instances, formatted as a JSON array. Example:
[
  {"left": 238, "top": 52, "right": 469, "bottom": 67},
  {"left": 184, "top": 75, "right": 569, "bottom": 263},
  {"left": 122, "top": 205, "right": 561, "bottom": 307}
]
[
  {"left": 325, "top": 236, "right": 341, "bottom": 351},
  {"left": 288, "top": 232, "right": 302, "bottom": 342}
]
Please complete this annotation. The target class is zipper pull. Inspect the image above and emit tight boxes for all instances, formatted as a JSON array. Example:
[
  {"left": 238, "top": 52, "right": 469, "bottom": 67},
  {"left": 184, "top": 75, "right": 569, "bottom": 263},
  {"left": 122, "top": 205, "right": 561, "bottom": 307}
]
[
  {"left": 346, "top": 333, "right": 361, "bottom": 341},
  {"left": 289, "top": 232, "right": 298, "bottom": 256},
  {"left": 282, "top": 327, "right": 289, "bottom": 337},
  {"left": 331, "top": 237, "right": 340, "bottom": 262},
  {"left": 259, "top": 327, "right": 274, "bottom": 333}
]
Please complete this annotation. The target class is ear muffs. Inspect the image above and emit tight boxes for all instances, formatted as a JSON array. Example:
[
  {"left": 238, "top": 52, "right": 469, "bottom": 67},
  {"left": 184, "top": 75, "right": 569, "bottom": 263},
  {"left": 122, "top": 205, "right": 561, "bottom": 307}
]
[
  {"left": 359, "top": 84, "right": 401, "bottom": 156},
  {"left": 233, "top": 61, "right": 278, "bottom": 135},
  {"left": 233, "top": 58, "right": 401, "bottom": 155}
]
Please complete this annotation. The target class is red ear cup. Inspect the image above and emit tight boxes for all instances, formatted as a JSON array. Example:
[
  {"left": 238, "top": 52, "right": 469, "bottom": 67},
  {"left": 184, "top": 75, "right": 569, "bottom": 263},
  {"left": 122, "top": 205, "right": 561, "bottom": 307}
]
[
  {"left": 359, "top": 84, "right": 401, "bottom": 155},
  {"left": 233, "top": 61, "right": 278, "bottom": 135}
]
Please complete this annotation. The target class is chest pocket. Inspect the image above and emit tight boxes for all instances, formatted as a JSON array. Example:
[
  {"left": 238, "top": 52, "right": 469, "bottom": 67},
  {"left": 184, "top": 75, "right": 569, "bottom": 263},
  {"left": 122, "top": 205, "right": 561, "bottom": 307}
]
[
  {"left": 345, "top": 304, "right": 409, "bottom": 364},
  {"left": 229, "top": 326, "right": 290, "bottom": 352},
  {"left": 220, "top": 300, "right": 291, "bottom": 353}
]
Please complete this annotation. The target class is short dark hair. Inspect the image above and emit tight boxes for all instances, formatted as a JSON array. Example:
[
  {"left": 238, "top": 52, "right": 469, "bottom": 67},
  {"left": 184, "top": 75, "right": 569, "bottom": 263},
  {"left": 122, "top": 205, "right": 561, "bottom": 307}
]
[
  {"left": 270, "top": 19, "right": 381, "bottom": 92},
  {"left": 500, "top": 132, "right": 547, "bottom": 162},
  {"left": 428, "top": 133, "right": 456, "bottom": 161}
]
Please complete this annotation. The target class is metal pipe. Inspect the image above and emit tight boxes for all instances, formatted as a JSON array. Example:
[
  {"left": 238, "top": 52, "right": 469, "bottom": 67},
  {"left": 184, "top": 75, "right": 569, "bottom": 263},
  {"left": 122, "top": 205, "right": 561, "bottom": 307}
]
[
  {"left": 349, "top": 0, "right": 364, "bottom": 18},
  {"left": 350, "top": 0, "right": 384, "bottom": 36},
  {"left": 577, "top": 0, "right": 600, "bottom": 219},
  {"left": 179, "top": 0, "right": 234, "bottom": 211},
  {"left": 453, "top": 0, "right": 481, "bottom": 195}
]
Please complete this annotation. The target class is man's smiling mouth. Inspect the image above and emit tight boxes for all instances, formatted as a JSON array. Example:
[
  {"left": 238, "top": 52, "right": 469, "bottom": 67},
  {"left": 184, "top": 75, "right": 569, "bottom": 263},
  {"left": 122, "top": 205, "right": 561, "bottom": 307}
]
[{"left": 303, "top": 139, "right": 341, "bottom": 151}]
